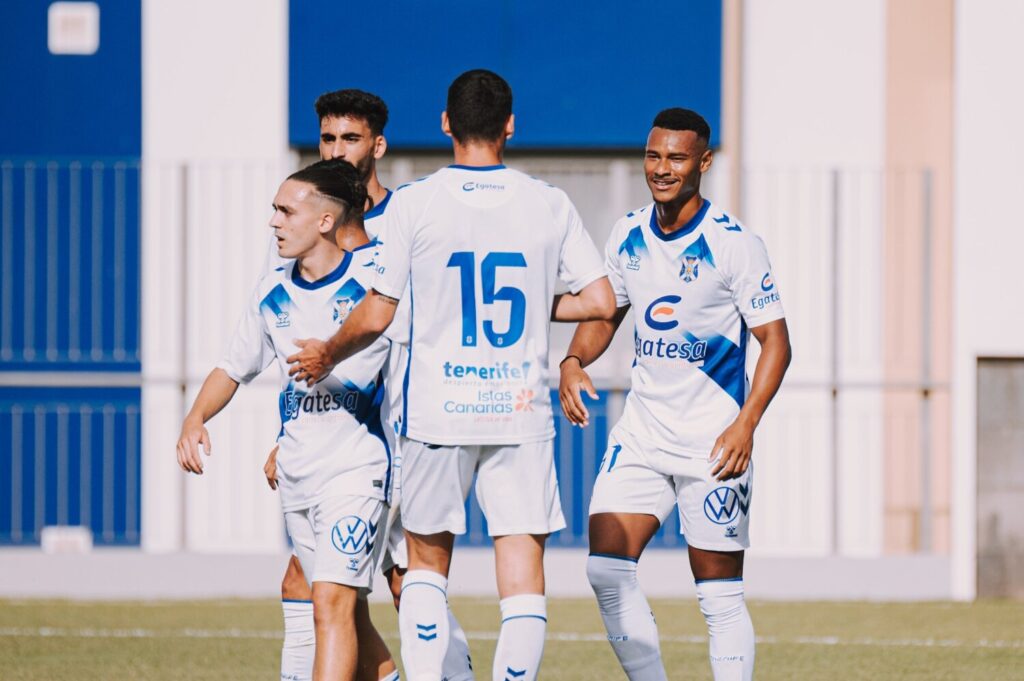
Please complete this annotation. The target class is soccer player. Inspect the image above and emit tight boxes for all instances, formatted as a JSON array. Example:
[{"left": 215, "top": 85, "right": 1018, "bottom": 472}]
[
  {"left": 177, "top": 161, "right": 396, "bottom": 681},
  {"left": 285, "top": 69, "right": 617, "bottom": 681},
  {"left": 558, "top": 108, "right": 791, "bottom": 681},
  {"left": 264, "top": 91, "right": 474, "bottom": 680}
]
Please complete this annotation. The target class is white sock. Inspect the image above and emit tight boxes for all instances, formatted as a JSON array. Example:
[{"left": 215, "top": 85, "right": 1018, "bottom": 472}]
[
  {"left": 696, "top": 578, "right": 755, "bottom": 681},
  {"left": 280, "top": 599, "right": 315, "bottom": 681},
  {"left": 398, "top": 570, "right": 450, "bottom": 681},
  {"left": 492, "top": 594, "right": 546, "bottom": 681},
  {"left": 586, "top": 555, "right": 667, "bottom": 681},
  {"left": 442, "top": 606, "right": 475, "bottom": 680},
  {"left": 379, "top": 672, "right": 400, "bottom": 681}
]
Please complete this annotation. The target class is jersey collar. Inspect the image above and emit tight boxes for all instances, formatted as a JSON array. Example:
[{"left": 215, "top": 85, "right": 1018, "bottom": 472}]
[
  {"left": 647, "top": 199, "right": 710, "bottom": 242},
  {"left": 290, "top": 250, "right": 353, "bottom": 290},
  {"left": 365, "top": 189, "right": 392, "bottom": 220},
  {"left": 447, "top": 164, "right": 506, "bottom": 171}
]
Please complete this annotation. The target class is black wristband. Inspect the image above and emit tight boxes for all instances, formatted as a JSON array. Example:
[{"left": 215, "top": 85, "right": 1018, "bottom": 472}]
[{"left": 559, "top": 354, "right": 583, "bottom": 369}]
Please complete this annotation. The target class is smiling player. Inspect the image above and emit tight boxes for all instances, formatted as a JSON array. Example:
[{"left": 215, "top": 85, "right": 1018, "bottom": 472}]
[{"left": 559, "top": 108, "right": 791, "bottom": 681}]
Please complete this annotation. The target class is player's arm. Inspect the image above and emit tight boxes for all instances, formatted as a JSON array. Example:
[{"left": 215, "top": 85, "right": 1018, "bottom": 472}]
[
  {"left": 550, "top": 276, "right": 617, "bottom": 322},
  {"left": 177, "top": 368, "right": 240, "bottom": 475},
  {"left": 710, "top": 318, "right": 792, "bottom": 481},
  {"left": 287, "top": 290, "right": 399, "bottom": 386},
  {"left": 559, "top": 305, "right": 631, "bottom": 427}
]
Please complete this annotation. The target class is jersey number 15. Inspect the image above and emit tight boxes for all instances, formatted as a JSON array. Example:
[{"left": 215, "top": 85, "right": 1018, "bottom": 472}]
[{"left": 446, "top": 251, "right": 526, "bottom": 347}]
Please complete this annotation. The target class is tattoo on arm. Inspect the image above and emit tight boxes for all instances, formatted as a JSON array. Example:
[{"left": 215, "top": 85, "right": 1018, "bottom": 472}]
[{"left": 372, "top": 290, "right": 400, "bottom": 306}]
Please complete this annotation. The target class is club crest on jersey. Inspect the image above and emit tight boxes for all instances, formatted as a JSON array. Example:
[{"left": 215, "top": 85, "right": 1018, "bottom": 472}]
[
  {"left": 678, "top": 234, "right": 716, "bottom": 283},
  {"left": 333, "top": 296, "right": 356, "bottom": 324},
  {"left": 275, "top": 312, "right": 290, "bottom": 328}
]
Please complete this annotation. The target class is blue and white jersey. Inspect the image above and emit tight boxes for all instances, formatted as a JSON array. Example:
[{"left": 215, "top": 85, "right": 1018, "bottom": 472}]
[
  {"left": 609, "top": 199, "right": 785, "bottom": 455},
  {"left": 219, "top": 253, "right": 392, "bottom": 512},
  {"left": 373, "top": 164, "right": 606, "bottom": 446}
]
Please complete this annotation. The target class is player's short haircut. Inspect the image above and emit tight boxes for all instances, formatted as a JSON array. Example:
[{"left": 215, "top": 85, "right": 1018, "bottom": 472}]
[
  {"left": 314, "top": 89, "right": 389, "bottom": 136},
  {"left": 288, "top": 159, "right": 369, "bottom": 222},
  {"left": 652, "top": 108, "right": 711, "bottom": 145},
  {"left": 446, "top": 69, "right": 513, "bottom": 144}
]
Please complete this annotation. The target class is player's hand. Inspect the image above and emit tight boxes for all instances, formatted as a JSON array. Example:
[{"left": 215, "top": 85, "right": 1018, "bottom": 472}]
[
  {"left": 709, "top": 416, "right": 755, "bottom": 481},
  {"left": 559, "top": 358, "right": 597, "bottom": 427},
  {"left": 286, "top": 338, "right": 334, "bottom": 387},
  {"left": 176, "top": 417, "right": 212, "bottom": 475},
  {"left": 263, "top": 445, "right": 279, "bottom": 491}
]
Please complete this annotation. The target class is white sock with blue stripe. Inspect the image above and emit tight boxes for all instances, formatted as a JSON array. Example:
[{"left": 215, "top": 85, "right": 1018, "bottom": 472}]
[
  {"left": 378, "top": 671, "right": 400, "bottom": 681},
  {"left": 442, "top": 606, "right": 475, "bottom": 680},
  {"left": 492, "top": 594, "right": 546, "bottom": 681},
  {"left": 398, "top": 570, "right": 449, "bottom": 681},
  {"left": 696, "top": 578, "right": 754, "bottom": 681},
  {"left": 587, "top": 554, "right": 667, "bottom": 681},
  {"left": 280, "top": 599, "right": 314, "bottom": 681}
]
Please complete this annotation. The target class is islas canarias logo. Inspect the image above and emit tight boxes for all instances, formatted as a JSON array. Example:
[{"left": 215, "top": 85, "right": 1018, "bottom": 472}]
[{"left": 644, "top": 294, "right": 681, "bottom": 331}]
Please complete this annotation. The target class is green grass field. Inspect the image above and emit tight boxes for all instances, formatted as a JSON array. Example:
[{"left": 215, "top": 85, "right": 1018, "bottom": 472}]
[{"left": 1, "top": 598, "right": 1021, "bottom": 680}]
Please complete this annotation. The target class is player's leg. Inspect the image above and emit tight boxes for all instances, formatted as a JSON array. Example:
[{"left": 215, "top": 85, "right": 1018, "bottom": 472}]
[
  {"left": 396, "top": 439, "right": 478, "bottom": 681},
  {"left": 586, "top": 431, "right": 675, "bottom": 681},
  {"left": 678, "top": 460, "right": 755, "bottom": 681},
  {"left": 354, "top": 596, "right": 399, "bottom": 681},
  {"left": 476, "top": 441, "right": 565, "bottom": 681},
  {"left": 282, "top": 512, "right": 318, "bottom": 681},
  {"left": 310, "top": 495, "right": 390, "bottom": 681},
  {"left": 312, "top": 581, "right": 360, "bottom": 680},
  {"left": 385, "top": 508, "right": 475, "bottom": 680}
]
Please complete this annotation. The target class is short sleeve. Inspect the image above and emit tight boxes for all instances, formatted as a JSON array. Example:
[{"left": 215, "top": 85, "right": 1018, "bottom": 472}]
[
  {"left": 603, "top": 224, "right": 631, "bottom": 308},
  {"left": 217, "top": 285, "right": 276, "bottom": 384},
  {"left": 558, "top": 202, "right": 607, "bottom": 294},
  {"left": 372, "top": 190, "right": 413, "bottom": 301},
  {"left": 724, "top": 233, "right": 786, "bottom": 328}
]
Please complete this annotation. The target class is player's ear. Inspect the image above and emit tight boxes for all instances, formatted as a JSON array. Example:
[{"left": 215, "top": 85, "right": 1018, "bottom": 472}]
[
  {"left": 700, "top": 148, "right": 713, "bottom": 173},
  {"left": 504, "top": 114, "right": 515, "bottom": 140},
  {"left": 373, "top": 134, "right": 387, "bottom": 160},
  {"left": 318, "top": 211, "right": 335, "bottom": 235},
  {"left": 441, "top": 111, "right": 452, "bottom": 138}
]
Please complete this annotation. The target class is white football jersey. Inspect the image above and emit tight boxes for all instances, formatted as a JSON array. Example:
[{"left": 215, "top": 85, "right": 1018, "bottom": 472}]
[
  {"left": 608, "top": 199, "right": 785, "bottom": 455},
  {"left": 373, "top": 164, "right": 606, "bottom": 445},
  {"left": 219, "top": 253, "right": 393, "bottom": 511}
]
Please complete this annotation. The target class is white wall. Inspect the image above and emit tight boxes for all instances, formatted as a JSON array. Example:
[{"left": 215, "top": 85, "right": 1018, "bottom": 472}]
[
  {"left": 742, "top": 0, "right": 888, "bottom": 556},
  {"left": 952, "top": 0, "right": 1024, "bottom": 599},
  {"left": 141, "top": 0, "right": 292, "bottom": 551}
]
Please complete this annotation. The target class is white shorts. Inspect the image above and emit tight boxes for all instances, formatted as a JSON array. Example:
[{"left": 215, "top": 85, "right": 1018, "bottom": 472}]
[
  {"left": 589, "top": 426, "right": 753, "bottom": 551},
  {"left": 400, "top": 437, "right": 566, "bottom": 537},
  {"left": 379, "top": 501, "right": 408, "bottom": 574},
  {"left": 284, "top": 494, "right": 387, "bottom": 593}
]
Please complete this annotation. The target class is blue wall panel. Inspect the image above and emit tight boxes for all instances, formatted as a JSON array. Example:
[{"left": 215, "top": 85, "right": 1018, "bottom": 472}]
[
  {"left": 0, "top": 387, "right": 141, "bottom": 546},
  {"left": 0, "top": 159, "right": 141, "bottom": 371},
  {"left": 290, "top": 1, "right": 722, "bottom": 150},
  {"left": 0, "top": 1, "right": 141, "bottom": 156}
]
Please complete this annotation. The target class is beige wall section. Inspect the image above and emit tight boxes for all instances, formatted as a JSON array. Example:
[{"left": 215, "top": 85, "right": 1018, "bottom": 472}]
[{"left": 883, "top": 0, "right": 954, "bottom": 553}]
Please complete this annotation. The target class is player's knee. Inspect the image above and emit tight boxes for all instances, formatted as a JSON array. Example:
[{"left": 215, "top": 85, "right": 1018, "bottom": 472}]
[
  {"left": 385, "top": 566, "right": 404, "bottom": 610},
  {"left": 586, "top": 553, "right": 638, "bottom": 592},
  {"left": 312, "top": 585, "right": 358, "bottom": 629},
  {"left": 281, "top": 557, "right": 312, "bottom": 601},
  {"left": 695, "top": 579, "right": 747, "bottom": 627}
]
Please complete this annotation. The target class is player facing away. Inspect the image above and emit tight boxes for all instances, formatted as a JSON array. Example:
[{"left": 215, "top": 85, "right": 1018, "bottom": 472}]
[
  {"left": 262, "top": 91, "right": 474, "bottom": 680},
  {"left": 177, "top": 161, "right": 397, "bottom": 681},
  {"left": 559, "top": 109, "right": 791, "bottom": 681},
  {"left": 285, "top": 69, "right": 617, "bottom": 681}
]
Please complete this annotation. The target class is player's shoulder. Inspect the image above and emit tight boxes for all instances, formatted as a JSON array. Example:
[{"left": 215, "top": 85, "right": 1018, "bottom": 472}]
[
  {"left": 392, "top": 168, "right": 445, "bottom": 199},
  {"left": 609, "top": 202, "right": 655, "bottom": 248},
  {"left": 701, "top": 201, "right": 766, "bottom": 249}
]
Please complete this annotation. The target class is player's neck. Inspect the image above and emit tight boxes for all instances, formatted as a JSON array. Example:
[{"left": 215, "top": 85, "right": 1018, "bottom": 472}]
[
  {"left": 654, "top": 191, "right": 705, "bottom": 234},
  {"left": 364, "top": 173, "right": 388, "bottom": 210},
  {"left": 296, "top": 241, "right": 345, "bottom": 283},
  {"left": 451, "top": 140, "right": 504, "bottom": 167},
  {"left": 335, "top": 224, "right": 370, "bottom": 253}
]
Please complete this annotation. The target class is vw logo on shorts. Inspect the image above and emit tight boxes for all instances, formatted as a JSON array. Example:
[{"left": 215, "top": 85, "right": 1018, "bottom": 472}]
[
  {"left": 703, "top": 487, "right": 741, "bottom": 525},
  {"left": 331, "top": 515, "right": 369, "bottom": 555}
]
